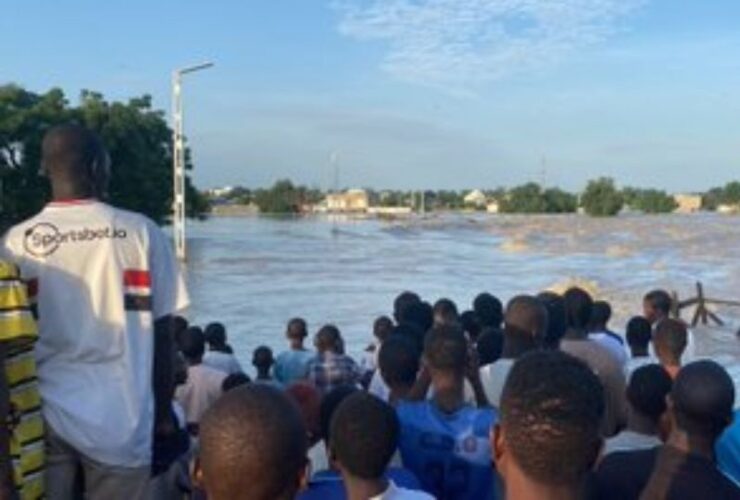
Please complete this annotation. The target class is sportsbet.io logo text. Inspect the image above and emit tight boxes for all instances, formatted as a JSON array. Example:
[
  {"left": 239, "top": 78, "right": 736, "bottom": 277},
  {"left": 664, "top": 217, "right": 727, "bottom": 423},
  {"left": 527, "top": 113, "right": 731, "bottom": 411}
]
[{"left": 23, "top": 222, "right": 127, "bottom": 257}]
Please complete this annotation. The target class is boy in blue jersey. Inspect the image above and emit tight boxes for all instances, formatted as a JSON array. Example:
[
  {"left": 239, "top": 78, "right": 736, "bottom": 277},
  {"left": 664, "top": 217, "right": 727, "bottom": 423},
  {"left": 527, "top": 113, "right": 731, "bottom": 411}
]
[{"left": 396, "top": 324, "right": 496, "bottom": 499}]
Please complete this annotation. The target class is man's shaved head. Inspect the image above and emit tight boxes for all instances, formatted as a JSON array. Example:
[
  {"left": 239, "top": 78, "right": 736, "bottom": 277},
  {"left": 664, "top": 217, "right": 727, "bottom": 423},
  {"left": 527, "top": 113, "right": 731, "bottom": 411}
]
[
  {"left": 672, "top": 360, "right": 735, "bottom": 439},
  {"left": 41, "top": 124, "right": 110, "bottom": 197},
  {"left": 199, "top": 385, "right": 307, "bottom": 500},
  {"left": 503, "top": 295, "right": 548, "bottom": 356}
]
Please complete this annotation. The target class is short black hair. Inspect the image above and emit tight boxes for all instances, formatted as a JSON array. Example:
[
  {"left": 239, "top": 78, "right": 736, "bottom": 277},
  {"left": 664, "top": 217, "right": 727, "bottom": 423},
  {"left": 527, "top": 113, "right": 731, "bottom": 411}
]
[
  {"left": 42, "top": 124, "right": 107, "bottom": 181},
  {"left": 672, "top": 360, "right": 735, "bottom": 438},
  {"left": 315, "top": 324, "right": 343, "bottom": 352},
  {"left": 627, "top": 365, "right": 673, "bottom": 422},
  {"left": 252, "top": 346, "right": 274, "bottom": 370},
  {"left": 402, "top": 301, "right": 434, "bottom": 333},
  {"left": 287, "top": 318, "right": 308, "bottom": 339},
  {"left": 390, "top": 323, "right": 425, "bottom": 356},
  {"left": 460, "top": 310, "right": 482, "bottom": 341},
  {"left": 476, "top": 328, "right": 504, "bottom": 366},
  {"left": 205, "top": 322, "right": 227, "bottom": 347},
  {"left": 504, "top": 295, "right": 548, "bottom": 355},
  {"left": 379, "top": 337, "right": 420, "bottom": 389},
  {"left": 626, "top": 316, "right": 652, "bottom": 350},
  {"left": 222, "top": 372, "right": 251, "bottom": 392},
  {"left": 424, "top": 324, "right": 468, "bottom": 374},
  {"left": 536, "top": 292, "right": 566, "bottom": 349},
  {"left": 373, "top": 316, "right": 394, "bottom": 343},
  {"left": 199, "top": 385, "right": 307, "bottom": 500},
  {"left": 653, "top": 319, "right": 688, "bottom": 365},
  {"left": 563, "top": 287, "right": 593, "bottom": 330},
  {"left": 588, "top": 301, "right": 612, "bottom": 330},
  {"left": 180, "top": 326, "right": 206, "bottom": 362},
  {"left": 501, "top": 351, "right": 604, "bottom": 486},
  {"left": 330, "top": 392, "right": 399, "bottom": 480},
  {"left": 644, "top": 290, "right": 672, "bottom": 316},
  {"left": 474, "top": 292, "right": 504, "bottom": 329},
  {"left": 394, "top": 291, "right": 421, "bottom": 323},
  {"left": 433, "top": 298, "right": 459, "bottom": 325},
  {"left": 319, "top": 385, "right": 359, "bottom": 445}
]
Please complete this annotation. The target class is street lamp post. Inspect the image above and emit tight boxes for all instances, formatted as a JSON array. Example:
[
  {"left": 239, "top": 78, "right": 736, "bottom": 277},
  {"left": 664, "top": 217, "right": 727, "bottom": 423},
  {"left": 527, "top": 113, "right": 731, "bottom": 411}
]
[{"left": 172, "top": 62, "right": 213, "bottom": 261}]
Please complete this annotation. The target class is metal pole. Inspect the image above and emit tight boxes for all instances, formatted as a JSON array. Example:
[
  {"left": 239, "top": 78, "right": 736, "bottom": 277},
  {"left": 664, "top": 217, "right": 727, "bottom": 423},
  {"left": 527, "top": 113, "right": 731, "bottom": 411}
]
[
  {"left": 170, "top": 62, "right": 214, "bottom": 261},
  {"left": 172, "top": 71, "right": 186, "bottom": 261}
]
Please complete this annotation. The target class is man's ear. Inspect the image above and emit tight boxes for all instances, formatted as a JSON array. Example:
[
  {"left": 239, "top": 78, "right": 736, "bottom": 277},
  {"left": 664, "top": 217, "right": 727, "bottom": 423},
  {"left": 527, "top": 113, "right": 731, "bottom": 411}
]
[{"left": 492, "top": 424, "right": 505, "bottom": 467}]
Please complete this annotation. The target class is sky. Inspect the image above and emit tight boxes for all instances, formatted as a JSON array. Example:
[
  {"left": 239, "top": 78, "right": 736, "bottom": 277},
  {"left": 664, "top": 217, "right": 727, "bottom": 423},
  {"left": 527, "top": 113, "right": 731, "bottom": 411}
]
[{"left": 3, "top": 0, "right": 740, "bottom": 192}]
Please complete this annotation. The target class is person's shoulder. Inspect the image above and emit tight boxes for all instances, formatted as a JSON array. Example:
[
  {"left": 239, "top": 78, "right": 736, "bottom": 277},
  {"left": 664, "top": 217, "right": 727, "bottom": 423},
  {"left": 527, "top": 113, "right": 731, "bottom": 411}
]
[
  {"left": 396, "top": 400, "right": 431, "bottom": 420},
  {"left": 598, "top": 446, "right": 657, "bottom": 474}
]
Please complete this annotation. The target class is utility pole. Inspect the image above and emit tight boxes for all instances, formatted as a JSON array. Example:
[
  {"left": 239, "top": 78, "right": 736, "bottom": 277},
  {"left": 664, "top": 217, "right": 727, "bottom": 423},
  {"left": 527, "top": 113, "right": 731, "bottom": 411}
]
[{"left": 172, "top": 62, "right": 213, "bottom": 261}]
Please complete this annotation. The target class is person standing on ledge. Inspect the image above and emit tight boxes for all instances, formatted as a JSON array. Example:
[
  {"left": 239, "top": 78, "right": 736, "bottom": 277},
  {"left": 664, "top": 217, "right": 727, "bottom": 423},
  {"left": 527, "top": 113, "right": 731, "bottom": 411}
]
[{"left": 0, "top": 124, "right": 189, "bottom": 499}]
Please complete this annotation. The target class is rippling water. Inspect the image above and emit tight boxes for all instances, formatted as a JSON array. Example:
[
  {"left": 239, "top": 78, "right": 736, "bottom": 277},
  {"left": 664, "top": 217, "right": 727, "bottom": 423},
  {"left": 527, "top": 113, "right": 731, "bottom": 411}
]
[{"left": 183, "top": 213, "right": 740, "bottom": 373}]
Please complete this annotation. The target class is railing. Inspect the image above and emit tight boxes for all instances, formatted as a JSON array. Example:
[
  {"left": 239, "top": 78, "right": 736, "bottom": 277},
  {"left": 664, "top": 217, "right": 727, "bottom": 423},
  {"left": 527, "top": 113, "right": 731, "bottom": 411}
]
[{"left": 672, "top": 282, "right": 740, "bottom": 327}]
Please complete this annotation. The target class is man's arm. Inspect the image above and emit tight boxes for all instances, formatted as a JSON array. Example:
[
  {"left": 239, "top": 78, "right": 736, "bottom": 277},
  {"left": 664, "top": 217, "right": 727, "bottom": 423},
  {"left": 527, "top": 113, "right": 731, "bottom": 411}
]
[
  {"left": 153, "top": 316, "right": 176, "bottom": 434},
  {"left": 466, "top": 348, "right": 491, "bottom": 408}
]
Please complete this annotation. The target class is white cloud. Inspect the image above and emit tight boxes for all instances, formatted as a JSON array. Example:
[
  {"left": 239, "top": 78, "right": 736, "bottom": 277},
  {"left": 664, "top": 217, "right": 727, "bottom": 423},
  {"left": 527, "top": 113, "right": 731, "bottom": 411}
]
[{"left": 333, "top": 0, "right": 645, "bottom": 93}]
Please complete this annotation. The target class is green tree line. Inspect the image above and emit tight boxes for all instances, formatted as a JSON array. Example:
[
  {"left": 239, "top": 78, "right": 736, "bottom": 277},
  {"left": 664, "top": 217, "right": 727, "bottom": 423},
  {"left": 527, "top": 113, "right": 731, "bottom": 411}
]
[
  {"left": 0, "top": 85, "right": 209, "bottom": 231},
  {"left": 215, "top": 178, "right": 740, "bottom": 217}
]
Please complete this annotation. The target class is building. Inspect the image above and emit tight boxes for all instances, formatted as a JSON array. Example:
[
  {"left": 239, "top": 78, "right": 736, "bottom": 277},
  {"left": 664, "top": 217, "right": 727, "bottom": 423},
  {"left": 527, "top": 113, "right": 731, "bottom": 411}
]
[
  {"left": 463, "top": 189, "right": 487, "bottom": 208},
  {"left": 486, "top": 201, "right": 500, "bottom": 214},
  {"left": 207, "top": 186, "right": 236, "bottom": 198},
  {"left": 325, "top": 189, "right": 370, "bottom": 213},
  {"left": 673, "top": 194, "right": 702, "bottom": 214}
]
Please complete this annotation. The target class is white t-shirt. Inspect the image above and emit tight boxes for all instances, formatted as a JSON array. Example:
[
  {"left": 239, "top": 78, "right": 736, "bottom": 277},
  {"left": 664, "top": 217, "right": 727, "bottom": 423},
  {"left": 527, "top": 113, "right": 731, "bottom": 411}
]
[
  {"left": 1, "top": 200, "right": 189, "bottom": 467},
  {"left": 625, "top": 355, "right": 659, "bottom": 382},
  {"left": 175, "top": 363, "right": 227, "bottom": 425},
  {"left": 479, "top": 359, "right": 516, "bottom": 408},
  {"left": 590, "top": 332, "right": 628, "bottom": 367},
  {"left": 603, "top": 430, "right": 662, "bottom": 456},
  {"left": 202, "top": 350, "right": 242, "bottom": 375},
  {"left": 370, "top": 481, "right": 435, "bottom": 500}
]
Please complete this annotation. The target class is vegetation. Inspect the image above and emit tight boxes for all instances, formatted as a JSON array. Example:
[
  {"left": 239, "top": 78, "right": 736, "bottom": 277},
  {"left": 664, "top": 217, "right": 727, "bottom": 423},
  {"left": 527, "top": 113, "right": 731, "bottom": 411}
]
[
  {"left": 245, "top": 180, "right": 323, "bottom": 214},
  {"left": 622, "top": 188, "right": 677, "bottom": 214},
  {"left": 0, "top": 84, "right": 208, "bottom": 230},
  {"left": 702, "top": 181, "right": 740, "bottom": 210},
  {"left": 581, "top": 177, "right": 624, "bottom": 217},
  {"left": 499, "top": 183, "right": 577, "bottom": 214}
]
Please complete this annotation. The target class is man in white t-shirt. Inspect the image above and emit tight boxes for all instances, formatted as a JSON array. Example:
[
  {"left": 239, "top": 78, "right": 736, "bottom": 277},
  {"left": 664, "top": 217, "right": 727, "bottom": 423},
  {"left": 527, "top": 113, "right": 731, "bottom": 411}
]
[
  {"left": 202, "top": 322, "right": 242, "bottom": 374},
  {"left": 175, "top": 327, "right": 226, "bottom": 433},
  {"left": 0, "top": 125, "right": 189, "bottom": 499},
  {"left": 480, "top": 296, "right": 548, "bottom": 408}
]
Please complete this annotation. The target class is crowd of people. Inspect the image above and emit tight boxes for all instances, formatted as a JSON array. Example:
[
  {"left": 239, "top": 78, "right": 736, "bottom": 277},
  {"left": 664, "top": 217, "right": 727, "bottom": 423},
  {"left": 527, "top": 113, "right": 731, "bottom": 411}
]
[{"left": 0, "top": 124, "right": 738, "bottom": 500}]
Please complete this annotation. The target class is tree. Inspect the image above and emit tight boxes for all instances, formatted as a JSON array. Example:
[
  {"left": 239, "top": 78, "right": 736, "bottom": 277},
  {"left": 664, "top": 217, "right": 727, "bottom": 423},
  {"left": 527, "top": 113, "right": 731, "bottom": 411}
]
[
  {"left": 499, "top": 183, "right": 577, "bottom": 214},
  {"left": 702, "top": 181, "right": 740, "bottom": 210},
  {"left": 622, "top": 187, "right": 677, "bottom": 213},
  {"left": 581, "top": 177, "right": 623, "bottom": 217},
  {"left": 0, "top": 84, "right": 208, "bottom": 230},
  {"left": 253, "top": 179, "right": 304, "bottom": 214}
]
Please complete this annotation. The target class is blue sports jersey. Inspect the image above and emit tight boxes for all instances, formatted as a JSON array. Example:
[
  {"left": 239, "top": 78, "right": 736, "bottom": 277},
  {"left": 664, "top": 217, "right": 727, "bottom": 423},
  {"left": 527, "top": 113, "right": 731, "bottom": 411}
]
[
  {"left": 717, "top": 410, "right": 740, "bottom": 485},
  {"left": 396, "top": 400, "right": 497, "bottom": 499},
  {"left": 297, "top": 468, "right": 423, "bottom": 499}
]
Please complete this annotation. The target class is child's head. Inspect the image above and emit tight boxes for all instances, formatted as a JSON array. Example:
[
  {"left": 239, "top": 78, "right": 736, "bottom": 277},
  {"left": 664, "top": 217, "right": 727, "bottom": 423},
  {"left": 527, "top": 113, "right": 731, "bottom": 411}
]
[
  {"left": 329, "top": 392, "right": 399, "bottom": 482},
  {"left": 653, "top": 319, "right": 688, "bottom": 370},
  {"left": 286, "top": 318, "right": 308, "bottom": 344},
  {"left": 252, "top": 346, "right": 275, "bottom": 375},
  {"left": 626, "top": 316, "right": 652, "bottom": 357},
  {"left": 198, "top": 385, "right": 308, "bottom": 500}
]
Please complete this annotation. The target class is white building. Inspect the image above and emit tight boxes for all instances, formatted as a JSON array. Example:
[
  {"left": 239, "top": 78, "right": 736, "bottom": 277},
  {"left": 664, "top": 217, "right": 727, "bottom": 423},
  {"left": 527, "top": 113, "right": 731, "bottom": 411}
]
[
  {"left": 325, "top": 189, "right": 370, "bottom": 213},
  {"left": 464, "top": 189, "right": 487, "bottom": 208}
]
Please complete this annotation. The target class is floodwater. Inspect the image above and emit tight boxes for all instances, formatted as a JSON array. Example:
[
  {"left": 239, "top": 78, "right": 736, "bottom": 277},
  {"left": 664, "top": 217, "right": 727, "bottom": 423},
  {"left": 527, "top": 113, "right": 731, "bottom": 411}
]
[{"left": 183, "top": 213, "right": 740, "bottom": 373}]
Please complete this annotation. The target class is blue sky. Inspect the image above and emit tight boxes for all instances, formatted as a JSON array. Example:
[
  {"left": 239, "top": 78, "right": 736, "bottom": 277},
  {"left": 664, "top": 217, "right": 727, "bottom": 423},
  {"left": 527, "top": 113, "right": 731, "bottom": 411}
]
[{"left": 3, "top": 1, "right": 740, "bottom": 191}]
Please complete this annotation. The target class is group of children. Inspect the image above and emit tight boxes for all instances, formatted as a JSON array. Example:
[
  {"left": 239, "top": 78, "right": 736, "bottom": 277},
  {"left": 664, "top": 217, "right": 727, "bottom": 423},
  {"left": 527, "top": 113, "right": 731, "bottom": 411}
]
[{"left": 166, "top": 287, "right": 740, "bottom": 499}]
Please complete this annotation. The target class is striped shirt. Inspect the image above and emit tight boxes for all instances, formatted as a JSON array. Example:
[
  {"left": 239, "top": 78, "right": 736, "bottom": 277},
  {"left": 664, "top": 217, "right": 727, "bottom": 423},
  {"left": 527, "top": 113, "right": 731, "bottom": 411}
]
[{"left": 0, "top": 261, "right": 44, "bottom": 499}]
